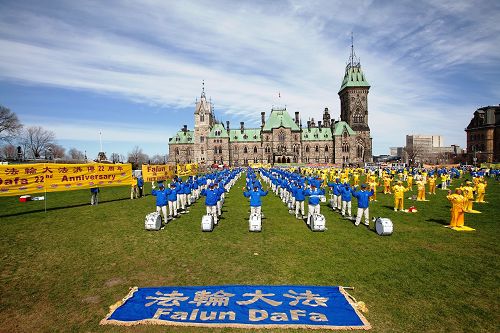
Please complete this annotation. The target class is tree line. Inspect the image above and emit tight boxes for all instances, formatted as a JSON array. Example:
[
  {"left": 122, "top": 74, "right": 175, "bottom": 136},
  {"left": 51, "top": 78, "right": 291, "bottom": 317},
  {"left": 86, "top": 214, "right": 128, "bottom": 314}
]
[{"left": 0, "top": 105, "right": 168, "bottom": 168}]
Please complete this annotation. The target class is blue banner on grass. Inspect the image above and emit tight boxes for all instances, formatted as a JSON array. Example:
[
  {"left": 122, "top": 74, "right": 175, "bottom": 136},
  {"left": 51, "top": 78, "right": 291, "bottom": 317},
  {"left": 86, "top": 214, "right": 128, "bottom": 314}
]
[{"left": 100, "top": 285, "right": 370, "bottom": 330}]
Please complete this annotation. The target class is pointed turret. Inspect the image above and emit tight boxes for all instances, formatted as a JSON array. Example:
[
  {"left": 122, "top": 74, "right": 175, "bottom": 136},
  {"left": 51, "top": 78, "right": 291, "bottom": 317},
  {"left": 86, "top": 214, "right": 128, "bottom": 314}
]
[{"left": 339, "top": 34, "right": 370, "bottom": 93}]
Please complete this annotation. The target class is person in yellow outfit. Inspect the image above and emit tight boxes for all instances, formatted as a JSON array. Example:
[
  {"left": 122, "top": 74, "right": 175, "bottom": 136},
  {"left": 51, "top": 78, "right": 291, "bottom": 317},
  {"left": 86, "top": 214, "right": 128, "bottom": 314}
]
[
  {"left": 428, "top": 175, "right": 436, "bottom": 194},
  {"left": 416, "top": 179, "right": 426, "bottom": 201},
  {"left": 447, "top": 189, "right": 466, "bottom": 227},
  {"left": 461, "top": 181, "right": 475, "bottom": 212},
  {"left": 383, "top": 176, "right": 392, "bottom": 194},
  {"left": 368, "top": 178, "right": 379, "bottom": 201},
  {"left": 475, "top": 180, "right": 487, "bottom": 203},
  {"left": 407, "top": 174, "right": 413, "bottom": 191},
  {"left": 353, "top": 172, "right": 360, "bottom": 186},
  {"left": 440, "top": 173, "right": 448, "bottom": 190},
  {"left": 392, "top": 181, "right": 409, "bottom": 211}
]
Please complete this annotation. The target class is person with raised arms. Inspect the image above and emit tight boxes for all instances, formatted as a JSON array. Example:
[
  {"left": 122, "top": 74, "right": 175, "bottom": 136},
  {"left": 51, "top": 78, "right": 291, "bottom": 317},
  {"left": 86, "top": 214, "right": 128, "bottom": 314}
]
[
  {"left": 201, "top": 183, "right": 219, "bottom": 225},
  {"left": 151, "top": 181, "right": 168, "bottom": 222},
  {"left": 351, "top": 184, "right": 374, "bottom": 227},
  {"left": 243, "top": 185, "right": 269, "bottom": 218},
  {"left": 304, "top": 184, "right": 325, "bottom": 221}
]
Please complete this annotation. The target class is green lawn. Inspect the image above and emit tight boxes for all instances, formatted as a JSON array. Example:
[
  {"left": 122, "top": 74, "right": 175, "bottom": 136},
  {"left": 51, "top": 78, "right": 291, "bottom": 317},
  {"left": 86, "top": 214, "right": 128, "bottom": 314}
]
[{"left": 0, "top": 174, "right": 499, "bottom": 332}]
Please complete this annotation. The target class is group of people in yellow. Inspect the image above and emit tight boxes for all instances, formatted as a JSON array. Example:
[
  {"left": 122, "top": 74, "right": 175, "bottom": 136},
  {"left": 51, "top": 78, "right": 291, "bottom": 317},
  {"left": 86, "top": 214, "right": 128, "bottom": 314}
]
[{"left": 296, "top": 165, "right": 490, "bottom": 230}]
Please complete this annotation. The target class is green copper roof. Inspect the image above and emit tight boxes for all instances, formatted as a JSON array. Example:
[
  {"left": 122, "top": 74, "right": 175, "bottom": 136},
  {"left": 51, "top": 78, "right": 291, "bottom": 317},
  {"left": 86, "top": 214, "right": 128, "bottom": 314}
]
[
  {"left": 208, "top": 123, "right": 229, "bottom": 138},
  {"left": 169, "top": 130, "right": 194, "bottom": 144},
  {"left": 301, "top": 127, "right": 333, "bottom": 141},
  {"left": 262, "top": 108, "right": 300, "bottom": 131},
  {"left": 339, "top": 65, "right": 370, "bottom": 92},
  {"left": 332, "top": 121, "right": 356, "bottom": 136},
  {"left": 229, "top": 128, "right": 261, "bottom": 142}
]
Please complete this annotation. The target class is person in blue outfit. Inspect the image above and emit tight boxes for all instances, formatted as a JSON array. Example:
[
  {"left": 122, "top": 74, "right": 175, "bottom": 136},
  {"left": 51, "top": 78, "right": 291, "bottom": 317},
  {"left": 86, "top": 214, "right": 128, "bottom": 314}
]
[
  {"left": 243, "top": 185, "right": 269, "bottom": 217},
  {"left": 304, "top": 184, "right": 325, "bottom": 220},
  {"left": 90, "top": 187, "right": 99, "bottom": 205},
  {"left": 137, "top": 175, "right": 144, "bottom": 197},
  {"left": 352, "top": 184, "right": 374, "bottom": 226},
  {"left": 293, "top": 183, "right": 307, "bottom": 219},
  {"left": 340, "top": 183, "right": 353, "bottom": 218},
  {"left": 151, "top": 182, "right": 168, "bottom": 221},
  {"left": 167, "top": 182, "right": 178, "bottom": 219},
  {"left": 201, "top": 183, "right": 219, "bottom": 224}
]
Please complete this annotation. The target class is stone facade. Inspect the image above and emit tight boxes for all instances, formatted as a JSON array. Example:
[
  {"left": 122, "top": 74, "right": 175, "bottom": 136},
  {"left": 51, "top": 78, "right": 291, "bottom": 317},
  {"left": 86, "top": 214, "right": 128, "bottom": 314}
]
[
  {"left": 465, "top": 105, "right": 500, "bottom": 163},
  {"left": 169, "top": 49, "right": 373, "bottom": 166}
]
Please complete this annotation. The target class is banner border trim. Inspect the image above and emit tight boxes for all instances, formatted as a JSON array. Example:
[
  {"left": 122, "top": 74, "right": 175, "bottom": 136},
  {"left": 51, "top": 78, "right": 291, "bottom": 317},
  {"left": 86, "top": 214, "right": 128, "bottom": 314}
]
[{"left": 99, "top": 285, "right": 371, "bottom": 330}]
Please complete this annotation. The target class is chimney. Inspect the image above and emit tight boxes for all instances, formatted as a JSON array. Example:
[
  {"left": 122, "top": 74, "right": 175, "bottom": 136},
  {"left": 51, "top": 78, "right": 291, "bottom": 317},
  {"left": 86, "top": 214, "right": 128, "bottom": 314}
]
[
  {"left": 324, "top": 107, "right": 329, "bottom": 113},
  {"left": 307, "top": 120, "right": 311, "bottom": 130},
  {"left": 240, "top": 121, "right": 244, "bottom": 133},
  {"left": 226, "top": 121, "right": 230, "bottom": 132},
  {"left": 261, "top": 112, "right": 265, "bottom": 127},
  {"left": 183, "top": 125, "right": 187, "bottom": 134},
  {"left": 295, "top": 111, "right": 299, "bottom": 125},
  {"left": 318, "top": 121, "right": 322, "bottom": 130}
]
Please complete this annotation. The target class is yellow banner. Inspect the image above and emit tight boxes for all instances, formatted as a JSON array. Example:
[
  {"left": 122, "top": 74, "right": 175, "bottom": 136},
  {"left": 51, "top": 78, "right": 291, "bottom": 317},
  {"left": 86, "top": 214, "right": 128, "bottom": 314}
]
[
  {"left": 176, "top": 163, "right": 198, "bottom": 177},
  {"left": 141, "top": 164, "right": 175, "bottom": 182},
  {"left": 0, "top": 163, "right": 133, "bottom": 197},
  {"left": 0, "top": 163, "right": 46, "bottom": 196}
]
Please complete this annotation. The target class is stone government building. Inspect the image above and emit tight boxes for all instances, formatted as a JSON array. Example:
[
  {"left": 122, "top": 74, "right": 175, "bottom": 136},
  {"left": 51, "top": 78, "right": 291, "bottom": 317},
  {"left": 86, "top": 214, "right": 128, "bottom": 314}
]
[{"left": 169, "top": 47, "right": 373, "bottom": 166}]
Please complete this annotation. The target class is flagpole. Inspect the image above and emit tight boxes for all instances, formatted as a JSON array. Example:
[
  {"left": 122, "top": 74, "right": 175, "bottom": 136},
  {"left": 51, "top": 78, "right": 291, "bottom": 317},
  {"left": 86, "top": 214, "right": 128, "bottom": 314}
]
[{"left": 44, "top": 163, "right": 47, "bottom": 213}]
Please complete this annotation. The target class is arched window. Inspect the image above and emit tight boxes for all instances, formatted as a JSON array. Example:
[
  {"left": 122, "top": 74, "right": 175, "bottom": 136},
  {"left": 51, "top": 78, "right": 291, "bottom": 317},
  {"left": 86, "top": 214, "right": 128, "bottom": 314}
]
[
  {"left": 234, "top": 147, "right": 238, "bottom": 154},
  {"left": 325, "top": 145, "right": 329, "bottom": 152},
  {"left": 253, "top": 146, "right": 258, "bottom": 153},
  {"left": 201, "top": 147, "right": 204, "bottom": 154},
  {"left": 305, "top": 145, "right": 310, "bottom": 153},
  {"left": 315, "top": 145, "right": 319, "bottom": 152},
  {"left": 278, "top": 131, "right": 285, "bottom": 142},
  {"left": 342, "top": 143, "right": 349, "bottom": 153},
  {"left": 200, "top": 113, "right": 205, "bottom": 122},
  {"left": 244, "top": 147, "right": 248, "bottom": 154},
  {"left": 214, "top": 147, "right": 218, "bottom": 154},
  {"left": 357, "top": 145, "right": 363, "bottom": 158},
  {"left": 175, "top": 148, "right": 179, "bottom": 155},
  {"left": 186, "top": 148, "right": 191, "bottom": 155}
]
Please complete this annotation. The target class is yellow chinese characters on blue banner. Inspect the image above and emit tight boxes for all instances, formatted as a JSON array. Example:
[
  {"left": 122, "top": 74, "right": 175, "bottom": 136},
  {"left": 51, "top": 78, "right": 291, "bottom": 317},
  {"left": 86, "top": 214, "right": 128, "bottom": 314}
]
[
  {"left": 100, "top": 285, "right": 370, "bottom": 330},
  {"left": 0, "top": 163, "right": 133, "bottom": 196}
]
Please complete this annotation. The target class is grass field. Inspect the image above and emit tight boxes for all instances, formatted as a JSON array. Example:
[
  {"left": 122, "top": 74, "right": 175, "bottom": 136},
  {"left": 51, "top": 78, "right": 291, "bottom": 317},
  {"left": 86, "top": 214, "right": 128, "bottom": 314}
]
[{"left": 1, "top": 173, "right": 499, "bottom": 332}]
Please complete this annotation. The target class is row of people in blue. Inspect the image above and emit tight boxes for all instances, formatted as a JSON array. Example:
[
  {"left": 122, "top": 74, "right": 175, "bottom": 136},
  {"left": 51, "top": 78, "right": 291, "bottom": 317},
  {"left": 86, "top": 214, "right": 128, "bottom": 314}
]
[
  {"left": 259, "top": 168, "right": 375, "bottom": 227},
  {"left": 151, "top": 169, "right": 243, "bottom": 224}
]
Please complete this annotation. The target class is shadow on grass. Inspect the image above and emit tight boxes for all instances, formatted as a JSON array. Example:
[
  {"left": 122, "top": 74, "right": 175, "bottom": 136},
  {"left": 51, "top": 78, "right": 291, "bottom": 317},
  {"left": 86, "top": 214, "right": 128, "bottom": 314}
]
[
  {"left": 0, "top": 197, "right": 131, "bottom": 218},
  {"left": 426, "top": 218, "right": 448, "bottom": 225}
]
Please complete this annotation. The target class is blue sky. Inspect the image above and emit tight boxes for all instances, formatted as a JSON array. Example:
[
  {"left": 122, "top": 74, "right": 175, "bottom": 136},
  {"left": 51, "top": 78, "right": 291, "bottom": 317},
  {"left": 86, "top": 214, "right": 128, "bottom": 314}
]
[{"left": 1, "top": 0, "right": 499, "bottom": 158}]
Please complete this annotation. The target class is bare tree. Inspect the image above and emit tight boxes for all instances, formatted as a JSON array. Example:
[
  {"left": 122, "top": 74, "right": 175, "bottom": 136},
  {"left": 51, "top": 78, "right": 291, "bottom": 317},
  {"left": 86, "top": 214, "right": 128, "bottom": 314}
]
[
  {"left": 110, "top": 152, "right": 121, "bottom": 163},
  {"left": 47, "top": 143, "right": 65, "bottom": 159},
  {"left": 0, "top": 106, "right": 23, "bottom": 142},
  {"left": 22, "top": 126, "right": 56, "bottom": 159},
  {"left": 127, "top": 146, "right": 149, "bottom": 169},
  {"left": 67, "top": 147, "right": 85, "bottom": 161},
  {"left": 150, "top": 153, "right": 167, "bottom": 164},
  {"left": 0, "top": 144, "right": 17, "bottom": 160},
  {"left": 404, "top": 145, "right": 423, "bottom": 166}
]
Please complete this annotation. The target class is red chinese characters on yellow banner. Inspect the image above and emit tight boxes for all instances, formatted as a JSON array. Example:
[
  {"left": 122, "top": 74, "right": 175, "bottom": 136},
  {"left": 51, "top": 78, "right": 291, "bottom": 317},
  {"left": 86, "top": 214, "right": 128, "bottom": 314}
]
[{"left": 0, "top": 163, "right": 133, "bottom": 196}]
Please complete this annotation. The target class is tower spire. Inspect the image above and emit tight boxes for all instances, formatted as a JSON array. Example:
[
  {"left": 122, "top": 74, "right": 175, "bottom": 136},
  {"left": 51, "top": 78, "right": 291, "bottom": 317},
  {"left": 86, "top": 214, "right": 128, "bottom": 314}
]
[
  {"left": 348, "top": 32, "right": 359, "bottom": 68},
  {"left": 201, "top": 80, "right": 205, "bottom": 98}
]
